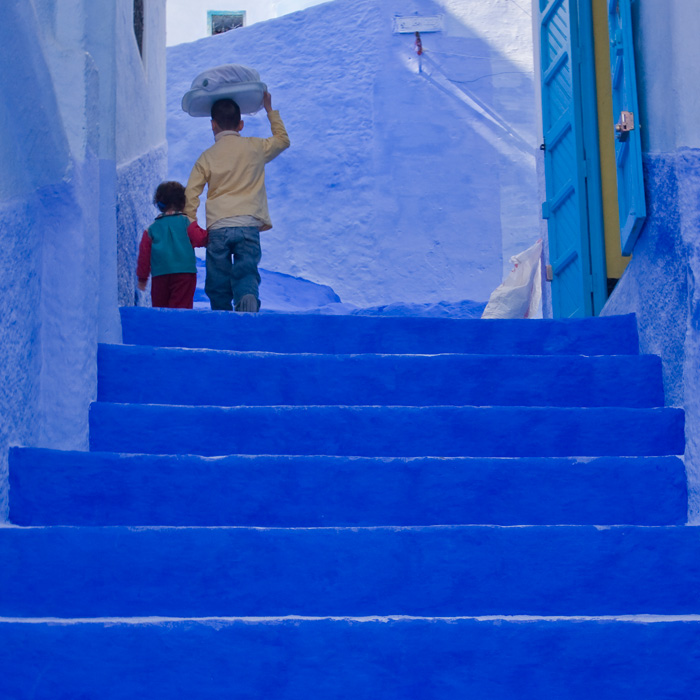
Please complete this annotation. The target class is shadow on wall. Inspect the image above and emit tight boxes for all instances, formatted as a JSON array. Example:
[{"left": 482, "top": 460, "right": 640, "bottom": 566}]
[{"left": 419, "top": 54, "right": 534, "bottom": 157}]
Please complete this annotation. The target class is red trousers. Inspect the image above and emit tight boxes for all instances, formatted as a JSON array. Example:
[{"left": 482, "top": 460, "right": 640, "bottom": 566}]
[{"left": 150, "top": 273, "right": 197, "bottom": 309}]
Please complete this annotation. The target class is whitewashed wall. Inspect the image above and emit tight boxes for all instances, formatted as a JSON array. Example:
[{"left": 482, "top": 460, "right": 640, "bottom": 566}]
[
  {"left": 115, "top": 0, "right": 169, "bottom": 307},
  {"left": 0, "top": 0, "right": 167, "bottom": 520},
  {"left": 167, "top": 0, "right": 540, "bottom": 306}
]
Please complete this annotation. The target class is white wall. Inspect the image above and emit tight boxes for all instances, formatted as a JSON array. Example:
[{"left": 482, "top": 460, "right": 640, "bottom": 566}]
[
  {"left": 167, "top": 0, "right": 539, "bottom": 306},
  {"left": 0, "top": 0, "right": 167, "bottom": 520},
  {"left": 117, "top": 1, "right": 167, "bottom": 163},
  {"left": 0, "top": 0, "right": 102, "bottom": 521},
  {"left": 115, "top": 0, "right": 169, "bottom": 307},
  {"left": 633, "top": 0, "right": 700, "bottom": 153}
]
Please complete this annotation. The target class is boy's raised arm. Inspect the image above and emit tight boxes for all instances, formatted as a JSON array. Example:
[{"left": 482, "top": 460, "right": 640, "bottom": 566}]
[
  {"left": 262, "top": 91, "right": 290, "bottom": 163},
  {"left": 184, "top": 158, "right": 209, "bottom": 221}
]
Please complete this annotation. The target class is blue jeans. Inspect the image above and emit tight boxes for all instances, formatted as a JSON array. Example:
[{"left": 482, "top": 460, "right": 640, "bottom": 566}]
[{"left": 205, "top": 226, "right": 261, "bottom": 311}]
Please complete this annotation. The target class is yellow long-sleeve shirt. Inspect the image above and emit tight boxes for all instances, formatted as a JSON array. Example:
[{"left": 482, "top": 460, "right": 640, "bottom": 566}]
[{"left": 184, "top": 110, "right": 290, "bottom": 231}]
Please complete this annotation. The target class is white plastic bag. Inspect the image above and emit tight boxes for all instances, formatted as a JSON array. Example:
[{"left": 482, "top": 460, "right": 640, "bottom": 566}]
[
  {"left": 181, "top": 64, "right": 267, "bottom": 117},
  {"left": 481, "top": 240, "right": 543, "bottom": 319}
]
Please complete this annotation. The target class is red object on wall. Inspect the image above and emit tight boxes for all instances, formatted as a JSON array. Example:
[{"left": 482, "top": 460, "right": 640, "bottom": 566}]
[{"left": 414, "top": 31, "right": 423, "bottom": 56}]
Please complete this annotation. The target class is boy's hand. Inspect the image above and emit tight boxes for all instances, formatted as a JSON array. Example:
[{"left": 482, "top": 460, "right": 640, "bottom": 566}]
[
  {"left": 137, "top": 279, "right": 148, "bottom": 292},
  {"left": 263, "top": 91, "right": 273, "bottom": 113}
]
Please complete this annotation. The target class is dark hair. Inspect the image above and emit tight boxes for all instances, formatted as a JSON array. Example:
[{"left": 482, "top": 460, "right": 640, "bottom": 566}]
[
  {"left": 153, "top": 181, "right": 186, "bottom": 212},
  {"left": 211, "top": 98, "right": 241, "bottom": 130}
]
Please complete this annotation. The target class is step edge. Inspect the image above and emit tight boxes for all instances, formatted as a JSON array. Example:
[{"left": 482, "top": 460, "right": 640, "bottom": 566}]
[
  {"left": 99, "top": 343, "right": 660, "bottom": 361},
  {"left": 11, "top": 446, "right": 686, "bottom": 464},
  {"left": 90, "top": 402, "right": 684, "bottom": 412},
  {"left": 0, "top": 524, "right": 693, "bottom": 532},
  {"left": 2, "top": 614, "right": 700, "bottom": 624}
]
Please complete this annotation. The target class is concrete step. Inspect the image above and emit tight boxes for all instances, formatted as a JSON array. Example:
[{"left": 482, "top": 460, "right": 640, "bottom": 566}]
[
  {"left": 98, "top": 344, "right": 665, "bottom": 408},
  {"left": 120, "top": 307, "right": 641, "bottom": 355},
  {"left": 89, "top": 403, "right": 685, "bottom": 458},
  {"left": 1, "top": 616, "right": 699, "bottom": 699},
  {"left": 1, "top": 526, "right": 700, "bottom": 618},
  {"left": 9, "top": 448, "right": 687, "bottom": 527}
]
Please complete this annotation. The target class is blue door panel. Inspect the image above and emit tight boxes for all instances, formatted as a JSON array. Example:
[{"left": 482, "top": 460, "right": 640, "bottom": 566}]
[
  {"left": 608, "top": 0, "right": 645, "bottom": 255},
  {"left": 539, "top": 0, "right": 593, "bottom": 317}
]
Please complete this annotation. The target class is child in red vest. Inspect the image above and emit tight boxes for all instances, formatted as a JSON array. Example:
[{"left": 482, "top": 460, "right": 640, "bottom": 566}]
[{"left": 136, "top": 181, "right": 208, "bottom": 308}]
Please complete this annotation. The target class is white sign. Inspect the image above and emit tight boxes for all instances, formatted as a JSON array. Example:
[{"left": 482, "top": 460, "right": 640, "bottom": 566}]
[{"left": 393, "top": 15, "right": 444, "bottom": 34}]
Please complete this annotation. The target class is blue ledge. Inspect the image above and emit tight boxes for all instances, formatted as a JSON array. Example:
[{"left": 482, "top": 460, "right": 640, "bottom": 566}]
[
  {"left": 9, "top": 449, "right": 687, "bottom": 527},
  {"left": 97, "top": 344, "right": 665, "bottom": 408},
  {"left": 1, "top": 617, "right": 700, "bottom": 699},
  {"left": 119, "top": 307, "right": 641, "bottom": 355},
  {"left": 1, "top": 526, "right": 700, "bottom": 617},
  {"left": 89, "top": 403, "right": 685, "bottom": 458}
]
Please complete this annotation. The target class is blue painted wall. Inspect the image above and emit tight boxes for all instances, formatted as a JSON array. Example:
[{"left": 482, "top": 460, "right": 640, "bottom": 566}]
[
  {"left": 0, "top": 0, "right": 167, "bottom": 520},
  {"left": 603, "top": 149, "right": 700, "bottom": 519},
  {"left": 602, "top": 153, "right": 689, "bottom": 407},
  {"left": 600, "top": 0, "right": 700, "bottom": 520}
]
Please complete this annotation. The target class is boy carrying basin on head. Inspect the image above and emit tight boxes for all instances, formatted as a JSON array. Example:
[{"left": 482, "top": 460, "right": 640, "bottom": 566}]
[{"left": 184, "top": 92, "right": 290, "bottom": 312}]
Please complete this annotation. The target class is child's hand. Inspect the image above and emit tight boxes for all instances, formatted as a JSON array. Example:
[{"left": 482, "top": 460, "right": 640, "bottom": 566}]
[
  {"left": 137, "top": 279, "right": 148, "bottom": 292},
  {"left": 263, "top": 91, "right": 273, "bottom": 112}
]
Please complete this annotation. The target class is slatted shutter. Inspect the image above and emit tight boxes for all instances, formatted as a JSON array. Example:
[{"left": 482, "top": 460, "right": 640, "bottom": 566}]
[
  {"left": 539, "top": 0, "right": 593, "bottom": 317},
  {"left": 608, "top": 0, "right": 645, "bottom": 255}
]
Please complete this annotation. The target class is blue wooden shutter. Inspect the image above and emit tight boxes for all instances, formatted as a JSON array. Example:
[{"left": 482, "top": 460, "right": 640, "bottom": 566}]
[
  {"left": 608, "top": 0, "right": 645, "bottom": 255},
  {"left": 539, "top": 0, "right": 593, "bottom": 317}
]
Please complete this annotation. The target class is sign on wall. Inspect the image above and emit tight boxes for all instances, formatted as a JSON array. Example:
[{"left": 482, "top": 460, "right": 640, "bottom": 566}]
[
  {"left": 208, "top": 11, "right": 246, "bottom": 36},
  {"left": 393, "top": 15, "right": 444, "bottom": 34}
]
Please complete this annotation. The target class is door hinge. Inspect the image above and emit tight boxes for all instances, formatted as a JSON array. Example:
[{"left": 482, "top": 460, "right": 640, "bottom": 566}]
[
  {"left": 615, "top": 111, "right": 635, "bottom": 141},
  {"left": 546, "top": 264, "right": 554, "bottom": 282}
]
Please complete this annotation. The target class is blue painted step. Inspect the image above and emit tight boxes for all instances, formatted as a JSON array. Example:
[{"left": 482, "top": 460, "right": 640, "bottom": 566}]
[
  {"left": 6, "top": 307, "right": 692, "bottom": 696},
  {"left": 120, "top": 307, "right": 642, "bottom": 355},
  {"left": 9, "top": 448, "right": 687, "bottom": 526},
  {"left": 90, "top": 403, "right": 685, "bottom": 458},
  {"left": 2, "top": 617, "right": 700, "bottom": 699},
  {"left": 1, "top": 526, "right": 700, "bottom": 617},
  {"left": 98, "top": 344, "right": 665, "bottom": 408}
]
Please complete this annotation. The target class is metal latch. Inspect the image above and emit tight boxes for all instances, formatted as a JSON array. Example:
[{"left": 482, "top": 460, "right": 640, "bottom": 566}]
[
  {"left": 615, "top": 110, "right": 635, "bottom": 140},
  {"left": 546, "top": 264, "right": 553, "bottom": 282}
]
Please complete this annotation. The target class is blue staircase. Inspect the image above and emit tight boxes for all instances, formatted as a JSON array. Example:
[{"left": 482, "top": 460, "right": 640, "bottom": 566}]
[{"left": 3, "top": 308, "right": 699, "bottom": 698}]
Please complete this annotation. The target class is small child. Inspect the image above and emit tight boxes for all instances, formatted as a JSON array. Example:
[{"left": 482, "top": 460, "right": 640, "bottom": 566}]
[
  {"left": 184, "top": 91, "right": 290, "bottom": 312},
  {"left": 136, "top": 181, "right": 208, "bottom": 309}
]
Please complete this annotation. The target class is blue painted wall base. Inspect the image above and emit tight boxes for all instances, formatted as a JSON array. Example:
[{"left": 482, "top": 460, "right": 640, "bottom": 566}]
[{"left": 603, "top": 148, "right": 700, "bottom": 522}]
